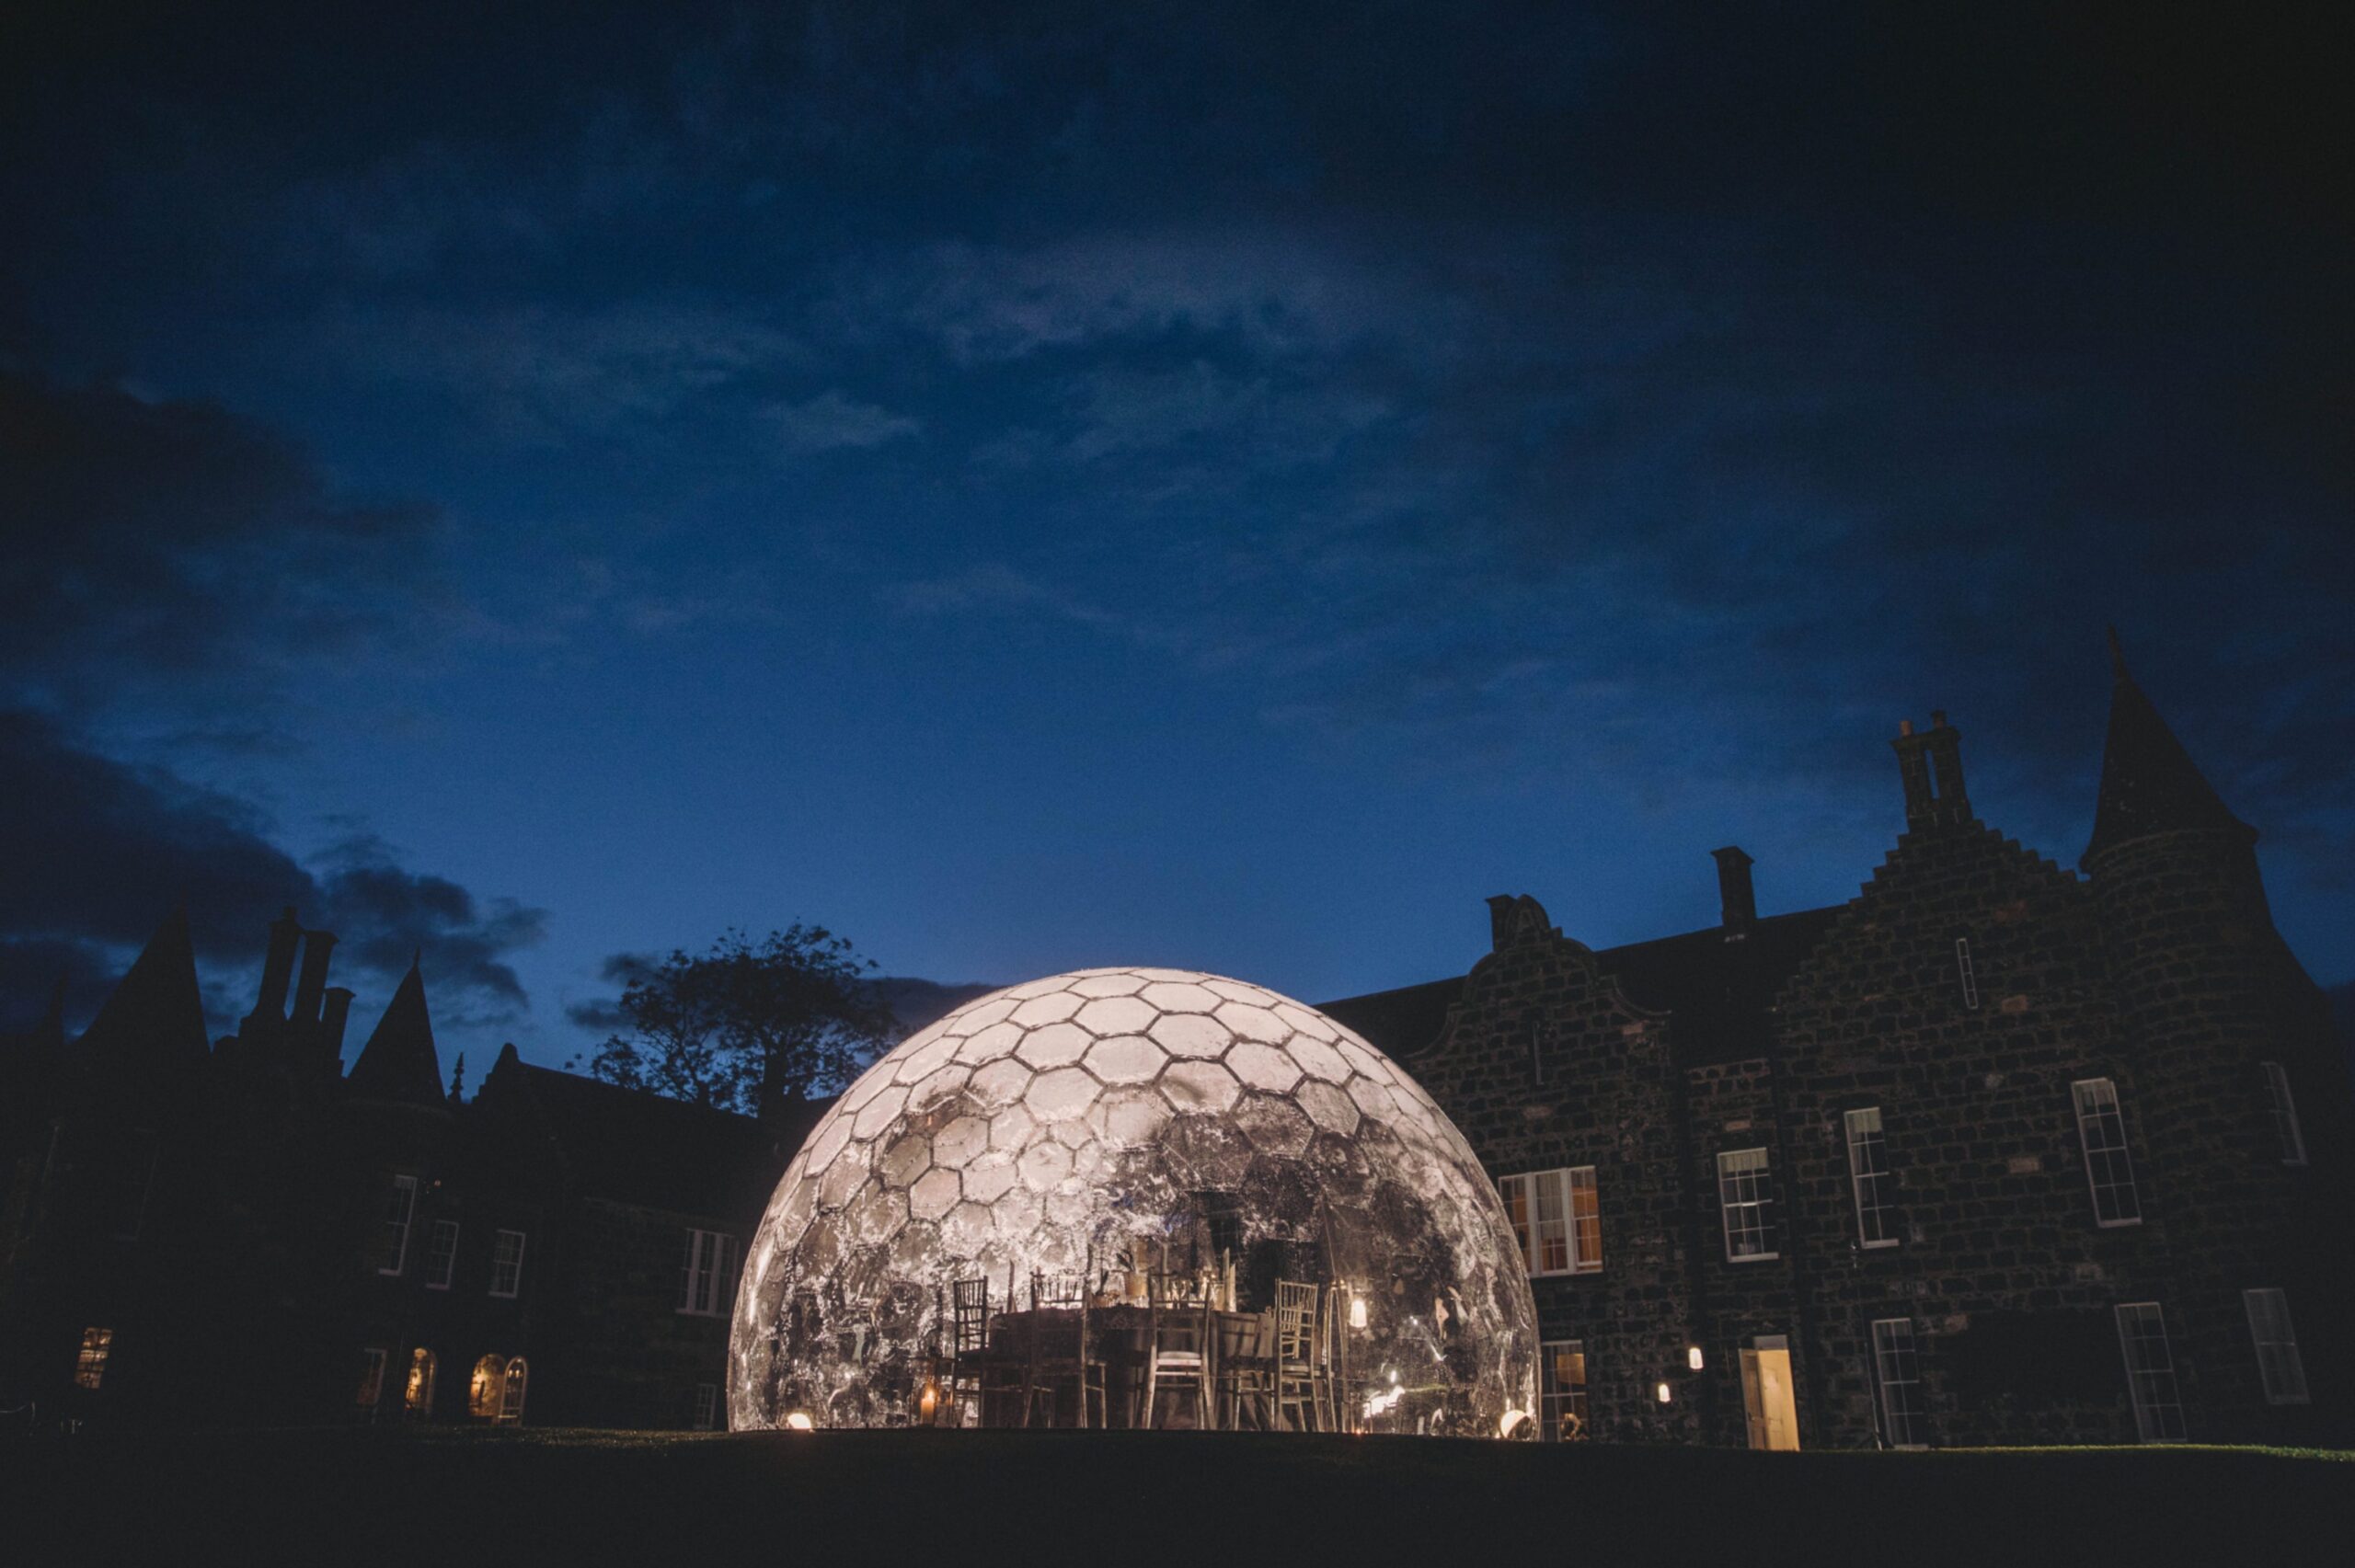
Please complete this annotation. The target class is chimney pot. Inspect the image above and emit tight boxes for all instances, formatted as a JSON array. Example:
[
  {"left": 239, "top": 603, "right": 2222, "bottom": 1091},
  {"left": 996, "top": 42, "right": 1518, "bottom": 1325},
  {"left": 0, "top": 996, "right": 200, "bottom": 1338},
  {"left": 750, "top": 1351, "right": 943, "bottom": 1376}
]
[
  {"left": 1710, "top": 847, "right": 1757, "bottom": 935},
  {"left": 292, "top": 929, "right": 338, "bottom": 1026},
  {"left": 254, "top": 907, "right": 303, "bottom": 1023}
]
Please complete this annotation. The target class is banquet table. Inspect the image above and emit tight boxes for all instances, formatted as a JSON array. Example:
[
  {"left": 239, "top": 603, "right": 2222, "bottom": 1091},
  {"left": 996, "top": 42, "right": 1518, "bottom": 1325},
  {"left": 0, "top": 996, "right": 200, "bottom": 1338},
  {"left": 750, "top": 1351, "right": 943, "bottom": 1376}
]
[{"left": 982, "top": 1305, "right": 1278, "bottom": 1429}]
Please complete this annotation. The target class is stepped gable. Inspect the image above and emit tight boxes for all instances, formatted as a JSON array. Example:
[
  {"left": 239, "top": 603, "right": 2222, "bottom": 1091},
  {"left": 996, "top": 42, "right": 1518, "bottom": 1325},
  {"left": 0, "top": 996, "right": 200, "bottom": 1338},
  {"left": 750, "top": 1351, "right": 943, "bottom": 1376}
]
[
  {"left": 2084, "top": 629, "right": 2252, "bottom": 869},
  {"left": 500, "top": 1056, "right": 822, "bottom": 1216},
  {"left": 72, "top": 908, "right": 211, "bottom": 1082},
  {"left": 344, "top": 957, "right": 447, "bottom": 1107}
]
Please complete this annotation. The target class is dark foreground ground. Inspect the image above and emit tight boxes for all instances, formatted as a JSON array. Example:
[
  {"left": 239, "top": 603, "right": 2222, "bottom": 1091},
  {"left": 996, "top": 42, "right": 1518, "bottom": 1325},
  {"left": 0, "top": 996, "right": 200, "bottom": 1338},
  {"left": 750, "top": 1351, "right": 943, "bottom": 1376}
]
[{"left": 6, "top": 1428, "right": 2351, "bottom": 1567}]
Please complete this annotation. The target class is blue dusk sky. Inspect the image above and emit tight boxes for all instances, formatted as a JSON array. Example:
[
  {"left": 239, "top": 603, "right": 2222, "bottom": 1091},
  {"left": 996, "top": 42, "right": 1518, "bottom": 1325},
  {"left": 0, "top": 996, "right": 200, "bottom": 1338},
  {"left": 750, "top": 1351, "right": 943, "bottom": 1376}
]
[{"left": 4, "top": 1, "right": 2349, "bottom": 1067}]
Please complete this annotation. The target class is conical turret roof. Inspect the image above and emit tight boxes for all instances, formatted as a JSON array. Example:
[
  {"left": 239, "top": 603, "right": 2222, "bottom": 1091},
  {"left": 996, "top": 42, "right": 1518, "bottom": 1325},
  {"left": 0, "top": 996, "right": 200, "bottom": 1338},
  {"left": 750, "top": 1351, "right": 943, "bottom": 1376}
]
[
  {"left": 346, "top": 956, "right": 447, "bottom": 1107},
  {"left": 74, "top": 908, "right": 212, "bottom": 1080},
  {"left": 2084, "top": 630, "right": 2252, "bottom": 868}
]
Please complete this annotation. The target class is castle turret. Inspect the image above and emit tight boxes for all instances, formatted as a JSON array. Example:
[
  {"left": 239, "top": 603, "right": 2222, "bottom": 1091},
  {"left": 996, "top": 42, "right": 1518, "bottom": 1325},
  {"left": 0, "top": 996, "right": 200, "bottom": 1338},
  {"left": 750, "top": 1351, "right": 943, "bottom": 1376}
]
[
  {"left": 2084, "top": 630, "right": 2345, "bottom": 1441},
  {"left": 345, "top": 956, "right": 448, "bottom": 1110}
]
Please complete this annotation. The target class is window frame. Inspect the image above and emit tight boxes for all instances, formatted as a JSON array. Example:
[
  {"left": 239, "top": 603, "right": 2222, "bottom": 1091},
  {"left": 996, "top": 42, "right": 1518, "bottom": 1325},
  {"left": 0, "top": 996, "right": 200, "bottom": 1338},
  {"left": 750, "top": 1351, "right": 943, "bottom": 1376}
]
[
  {"left": 1717, "top": 1147, "right": 1779, "bottom": 1263},
  {"left": 489, "top": 1229, "right": 527, "bottom": 1299},
  {"left": 1844, "top": 1106, "right": 1900, "bottom": 1249},
  {"left": 1538, "top": 1338, "right": 1590, "bottom": 1442},
  {"left": 1870, "top": 1318, "right": 1925, "bottom": 1448},
  {"left": 378, "top": 1173, "right": 419, "bottom": 1276},
  {"left": 2072, "top": 1078, "right": 2142, "bottom": 1228},
  {"left": 1498, "top": 1168, "right": 1603, "bottom": 1277},
  {"left": 498, "top": 1357, "right": 528, "bottom": 1425},
  {"left": 2242, "top": 1288, "right": 2310, "bottom": 1405},
  {"left": 679, "top": 1228, "right": 739, "bottom": 1316},
  {"left": 424, "top": 1219, "right": 460, "bottom": 1291},
  {"left": 2115, "top": 1301, "right": 2186, "bottom": 1442},
  {"left": 2260, "top": 1063, "right": 2307, "bottom": 1167},
  {"left": 691, "top": 1382, "right": 720, "bottom": 1432}
]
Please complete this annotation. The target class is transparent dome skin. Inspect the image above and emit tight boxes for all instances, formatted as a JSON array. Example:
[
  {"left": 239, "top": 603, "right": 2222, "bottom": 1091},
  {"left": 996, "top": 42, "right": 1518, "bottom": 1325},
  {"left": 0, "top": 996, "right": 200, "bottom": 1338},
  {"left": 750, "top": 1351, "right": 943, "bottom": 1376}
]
[{"left": 729, "top": 969, "right": 1538, "bottom": 1436}]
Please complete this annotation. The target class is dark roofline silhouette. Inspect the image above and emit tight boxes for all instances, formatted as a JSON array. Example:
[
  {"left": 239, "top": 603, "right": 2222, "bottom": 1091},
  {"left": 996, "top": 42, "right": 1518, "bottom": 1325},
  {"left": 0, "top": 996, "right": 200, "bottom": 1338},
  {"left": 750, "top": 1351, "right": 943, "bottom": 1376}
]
[
  {"left": 344, "top": 954, "right": 447, "bottom": 1107},
  {"left": 2084, "top": 628, "right": 2252, "bottom": 869}
]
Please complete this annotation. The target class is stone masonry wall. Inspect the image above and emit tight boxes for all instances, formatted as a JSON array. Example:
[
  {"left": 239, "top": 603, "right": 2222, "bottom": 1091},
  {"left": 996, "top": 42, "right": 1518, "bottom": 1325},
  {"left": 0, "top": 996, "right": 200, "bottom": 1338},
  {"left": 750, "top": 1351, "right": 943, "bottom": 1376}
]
[
  {"left": 1406, "top": 910, "right": 1699, "bottom": 1443},
  {"left": 1773, "top": 820, "right": 2160, "bottom": 1448}
]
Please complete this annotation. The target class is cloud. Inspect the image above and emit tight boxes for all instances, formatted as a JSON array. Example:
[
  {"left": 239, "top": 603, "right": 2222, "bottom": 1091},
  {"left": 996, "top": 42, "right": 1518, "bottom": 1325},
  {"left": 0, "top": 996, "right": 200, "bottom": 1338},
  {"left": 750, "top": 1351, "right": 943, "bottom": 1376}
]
[
  {"left": 0, "top": 368, "right": 447, "bottom": 710},
  {"left": 864, "top": 230, "right": 1403, "bottom": 364},
  {"left": 324, "top": 301, "right": 808, "bottom": 441},
  {"left": 0, "top": 713, "right": 546, "bottom": 1034},
  {"left": 760, "top": 390, "right": 920, "bottom": 453}
]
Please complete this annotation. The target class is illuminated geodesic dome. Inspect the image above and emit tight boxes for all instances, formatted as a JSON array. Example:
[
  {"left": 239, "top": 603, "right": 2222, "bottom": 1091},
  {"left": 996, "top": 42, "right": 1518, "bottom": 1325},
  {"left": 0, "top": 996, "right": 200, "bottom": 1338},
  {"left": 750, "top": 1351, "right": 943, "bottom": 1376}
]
[{"left": 729, "top": 968, "right": 1538, "bottom": 1436}]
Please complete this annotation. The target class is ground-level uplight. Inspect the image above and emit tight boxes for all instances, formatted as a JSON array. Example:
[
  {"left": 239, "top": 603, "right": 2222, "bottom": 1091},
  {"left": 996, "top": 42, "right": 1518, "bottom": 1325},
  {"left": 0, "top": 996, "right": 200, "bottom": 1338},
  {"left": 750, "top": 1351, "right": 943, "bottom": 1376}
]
[{"left": 785, "top": 1412, "right": 815, "bottom": 1431}]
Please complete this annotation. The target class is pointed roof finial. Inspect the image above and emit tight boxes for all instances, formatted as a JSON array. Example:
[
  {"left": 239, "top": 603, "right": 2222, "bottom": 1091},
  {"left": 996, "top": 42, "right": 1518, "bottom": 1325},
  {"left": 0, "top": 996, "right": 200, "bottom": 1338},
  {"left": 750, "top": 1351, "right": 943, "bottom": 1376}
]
[
  {"left": 346, "top": 962, "right": 447, "bottom": 1108},
  {"left": 73, "top": 908, "right": 211, "bottom": 1080},
  {"left": 2084, "top": 633, "right": 2251, "bottom": 868}
]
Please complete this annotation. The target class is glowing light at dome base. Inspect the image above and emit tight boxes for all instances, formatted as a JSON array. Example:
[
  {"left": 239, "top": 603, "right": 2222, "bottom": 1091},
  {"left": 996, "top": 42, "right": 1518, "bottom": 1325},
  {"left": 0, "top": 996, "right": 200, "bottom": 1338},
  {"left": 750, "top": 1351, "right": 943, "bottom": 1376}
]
[{"left": 729, "top": 968, "right": 1538, "bottom": 1436}]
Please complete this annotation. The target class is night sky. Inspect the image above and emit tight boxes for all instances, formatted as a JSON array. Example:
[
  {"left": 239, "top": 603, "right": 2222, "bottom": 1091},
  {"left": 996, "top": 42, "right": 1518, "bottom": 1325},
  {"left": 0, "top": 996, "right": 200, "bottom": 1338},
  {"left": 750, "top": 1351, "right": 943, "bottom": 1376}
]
[{"left": 5, "top": 2, "right": 2349, "bottom": 1070}]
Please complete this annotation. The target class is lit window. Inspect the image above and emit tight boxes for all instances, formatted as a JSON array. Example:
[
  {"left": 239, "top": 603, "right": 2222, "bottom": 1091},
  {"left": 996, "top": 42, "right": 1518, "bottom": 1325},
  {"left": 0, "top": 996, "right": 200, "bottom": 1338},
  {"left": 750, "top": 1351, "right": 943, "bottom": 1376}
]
[
  {"left": 1870, "top": 1318, "right": 1925, "bottom": 1448},
  {"left": 405, "top": 1347, "right": 438, "bottom": 1417},
  {"left": 499, "top": 1358, "right": 527, "bottom": 1425},
  {"left": 2115, "top": 1302, "right": 2184, "bottom": 1442},
  {"left": 489, "top": 1230, "right": 526, "bottom": 1299},
  {"left": 1497, "top": 1169, "right": 1602, "bottom": 1276},
  {"left": 691, "top": 1382, "right": 720, "bottom": 1431},
  {"left": 2261, "top": 1064, "right": 2307, "bottom": 1167},
  {"left": 75, "top": 1326, "right": 112, "bottom": 1390},
  {"left": 679, "top": 1229, "right": 739, "bottom": 1316},
  {"left": 378, "top": 1174, "right": 419, "bottom": 1276},
  {"left": 2243, "top": 1289, "right": 2309, "bottom": 1405},
  {"left": 2072, "top": 1079, "right": 2142, "bottom": 1227},
  {"left": 357, "top": 1347, "right": 387, "bottom": 1409},
  {"left": 1538, "top": 1340, "right": 1588, "bottom": 1441},
  {"left": 468, "top": 1355, "right": 507, "bottom": 1419},
  {"left": 1844, "top": 1107, "right": 1900, "bottom": 1248},
  {"left": 1954, "top": 937, "right": 1979, "bottom": 1009},
  {"left": 1717, "top": 1148, "right": 1777, "bottom": 1262},
  {"left": 425, "top": 1220, "right": 460, "bottom": 1290}
]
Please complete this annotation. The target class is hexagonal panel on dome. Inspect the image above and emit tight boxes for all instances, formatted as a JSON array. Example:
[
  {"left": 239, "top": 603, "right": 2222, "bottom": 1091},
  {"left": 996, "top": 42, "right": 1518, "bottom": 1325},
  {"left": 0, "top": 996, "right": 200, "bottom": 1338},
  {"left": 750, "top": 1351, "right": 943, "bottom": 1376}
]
[{"left": 731, "top": 969, "right": 1535, "bottom": 1439}]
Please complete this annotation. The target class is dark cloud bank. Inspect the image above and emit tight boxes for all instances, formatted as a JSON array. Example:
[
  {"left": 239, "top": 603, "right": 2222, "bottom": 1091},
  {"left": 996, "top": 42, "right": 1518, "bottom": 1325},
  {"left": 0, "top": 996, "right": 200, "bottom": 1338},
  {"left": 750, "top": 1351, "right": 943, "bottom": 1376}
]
[{"left": 0, "top": 367, "right": 538, "bottom": 1036}]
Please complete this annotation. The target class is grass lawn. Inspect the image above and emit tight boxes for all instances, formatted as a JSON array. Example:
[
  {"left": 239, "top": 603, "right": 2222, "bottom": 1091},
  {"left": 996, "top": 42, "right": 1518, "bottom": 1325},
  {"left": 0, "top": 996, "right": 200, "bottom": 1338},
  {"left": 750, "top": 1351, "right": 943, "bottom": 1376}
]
[{"left": 6, "top": 1427, "right": 2351, "bottom": 1566}]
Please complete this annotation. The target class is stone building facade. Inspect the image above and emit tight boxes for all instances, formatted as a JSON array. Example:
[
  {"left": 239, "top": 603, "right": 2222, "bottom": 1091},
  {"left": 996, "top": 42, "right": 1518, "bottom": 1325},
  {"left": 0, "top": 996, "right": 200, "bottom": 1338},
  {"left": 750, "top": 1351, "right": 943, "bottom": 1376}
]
[
  {"left": 1324, "top": 645, "right": 2352, "bottom": 1448},
  {"left": 0, "top": 910, "right": 817, "bottom": 1431}
]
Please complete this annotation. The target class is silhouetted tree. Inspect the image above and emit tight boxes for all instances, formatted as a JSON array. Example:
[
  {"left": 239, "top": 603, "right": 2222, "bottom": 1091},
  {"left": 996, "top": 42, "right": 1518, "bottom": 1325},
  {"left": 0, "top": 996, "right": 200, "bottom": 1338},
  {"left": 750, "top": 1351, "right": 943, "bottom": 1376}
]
[{"left": 583, "top": 926, "right": 895, "bottom": 1116}]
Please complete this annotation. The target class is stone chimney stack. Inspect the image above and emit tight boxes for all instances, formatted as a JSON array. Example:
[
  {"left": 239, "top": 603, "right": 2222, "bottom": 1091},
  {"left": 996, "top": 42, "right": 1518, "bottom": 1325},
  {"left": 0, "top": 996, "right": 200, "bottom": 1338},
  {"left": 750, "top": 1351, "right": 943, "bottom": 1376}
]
[
  {"left": 1711, "top": 846, "right": 1756, "bottom": 940},
  {"left": 1891, "top": 710, "right": 1972, "bottom": 830},
  {"left": 292, "top": 928, "right": 337, "bottom": 1026},
  {"left": 254, "top": 905, "right": 302, "bottom": 1022},
  {"left": 320, "top": 987, "right": 355, "bottom": 1067}
]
